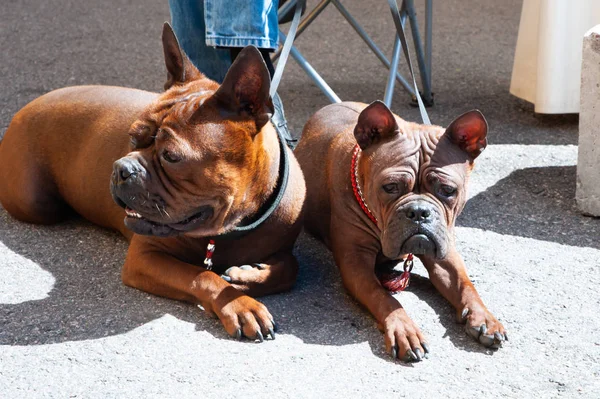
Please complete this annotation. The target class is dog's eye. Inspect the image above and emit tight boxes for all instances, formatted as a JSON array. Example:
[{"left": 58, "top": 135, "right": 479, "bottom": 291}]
[
  {"left": 162, "top": 150, "right": 181, "bottom": 163},
  {"left": 382, "top": 183, "right": 399, "bottom": 194},
  {"left": 439, "top": 184, "right": 457, "bottom": 197}
]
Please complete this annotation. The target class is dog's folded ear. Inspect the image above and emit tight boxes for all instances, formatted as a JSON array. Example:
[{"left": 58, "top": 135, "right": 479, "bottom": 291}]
[
  {"left": 162, "top": 22, "right": 204, "bottom": 90},
  {"left": 354, "top": 101, "right": 399, "bottom": 150},
  {"left": 444, "top": 110, "right": 488, "bottom": 159},
  {"left": 212, "top": 46, "right": 274, "bottom": 131}
]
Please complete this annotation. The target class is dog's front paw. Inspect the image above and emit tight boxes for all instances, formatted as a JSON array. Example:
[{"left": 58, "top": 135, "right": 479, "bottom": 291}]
[
  {"left": 458, "top": 305, "right": 507, "bottom": 349},
  {"left": 382, "top": 308, "right": 430, "bottom": 362},
  {"left": 220, "top": 263, "right": 266, "bottom": 284},
  {"left": 212, "top": 292, "right": 276, "bottom": 342}
]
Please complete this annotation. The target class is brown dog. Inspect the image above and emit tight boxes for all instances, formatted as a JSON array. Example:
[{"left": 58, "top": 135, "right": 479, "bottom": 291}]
[
  {"left": 0, "top": 24, "right": 306, "bottom": 341},
  {"left": 295, "top": 101, "right": 506, "bottom": 361}
]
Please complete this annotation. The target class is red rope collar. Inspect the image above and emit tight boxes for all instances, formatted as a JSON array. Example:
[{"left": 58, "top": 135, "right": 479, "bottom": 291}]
[
  {"left": 351, "top": 143, "right": 413, "bottom": 293},
  {"left": 351, "top": 144, "right": 378, "bottom": 225}
]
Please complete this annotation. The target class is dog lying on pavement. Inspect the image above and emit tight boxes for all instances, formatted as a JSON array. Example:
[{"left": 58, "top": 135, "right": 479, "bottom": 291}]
[
  {"left": 0, "top": 24, "right": 306, "bottom": 342},
  {"left": 295, "top": 100, "right": 506, "bottom": 361}
]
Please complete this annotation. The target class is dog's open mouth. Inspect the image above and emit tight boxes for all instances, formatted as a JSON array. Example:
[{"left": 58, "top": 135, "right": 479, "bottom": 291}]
[
  {"left": 110, "top": 173, "right": 214, "bottom": 237},
  {"left": 124, "top": 206, "right": 212, "bottom": 228},
  {"left": 125, "top": 205, "right": 212, "bottom": 229},
  {"left": 119, "top": 201, "right": 214, "bottom": 237}
]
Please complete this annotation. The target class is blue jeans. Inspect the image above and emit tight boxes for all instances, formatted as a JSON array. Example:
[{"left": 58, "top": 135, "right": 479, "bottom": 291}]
[{"left": 168, "top": 0, "right": 280, "bottom": 82}]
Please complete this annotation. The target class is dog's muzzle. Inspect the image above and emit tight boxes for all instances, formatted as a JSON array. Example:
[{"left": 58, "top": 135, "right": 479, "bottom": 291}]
[{"left": 398, "top": 200, "right": 442, "bottom": 257}]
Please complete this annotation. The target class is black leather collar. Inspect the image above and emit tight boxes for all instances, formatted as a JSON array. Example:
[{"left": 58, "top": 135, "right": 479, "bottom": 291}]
[{"left": 215, "top": 125, "right": 290, "bottom": 240}]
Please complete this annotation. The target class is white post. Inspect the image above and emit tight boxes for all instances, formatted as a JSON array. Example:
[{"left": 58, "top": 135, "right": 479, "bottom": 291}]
[{"left": 577, "top": 25, "right": 600, "bottom": 216}]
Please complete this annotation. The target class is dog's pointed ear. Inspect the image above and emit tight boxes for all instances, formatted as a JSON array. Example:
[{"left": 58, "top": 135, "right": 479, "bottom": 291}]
[
  {"left": 162, "top": 22, "right": 203, "bottom": 90},
  {"left": 444, "top": 110, "right": 488, "bottom": 159},
  {"left": 354, "top": 101, "right": 399, "bottom": 150},
  {"left": 212, "top": 46, "right": 274, "bottom": 130}
]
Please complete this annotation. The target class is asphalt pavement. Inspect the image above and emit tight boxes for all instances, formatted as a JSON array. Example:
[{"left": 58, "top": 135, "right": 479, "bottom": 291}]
[{"left": 1, "top": 0, "right": 599, "bottom": 397}]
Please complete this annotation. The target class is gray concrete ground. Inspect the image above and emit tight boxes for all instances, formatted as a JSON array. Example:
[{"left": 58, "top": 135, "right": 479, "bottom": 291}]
[{"left": 1, "top": 0, "right": 599, "bottom": 397}]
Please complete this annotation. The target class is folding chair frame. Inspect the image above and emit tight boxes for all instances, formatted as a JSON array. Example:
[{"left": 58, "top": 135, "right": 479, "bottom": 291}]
[{"left": 274, "top": 0, "right": 433, "bottom": 108}]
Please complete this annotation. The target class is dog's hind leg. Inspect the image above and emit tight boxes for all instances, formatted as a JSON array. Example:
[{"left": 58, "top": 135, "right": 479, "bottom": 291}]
[
  {"left": 219, "top": 251, "right": 299, "bottom": 297},
  {"left": 0, "top": 109, "right": 73, "bottom": 224},
  {"left": 0, "top": 145, "right": 71, "bottom": 225},
  {"left": 0, "top": 168, "right": 71, "bottom": 225}
]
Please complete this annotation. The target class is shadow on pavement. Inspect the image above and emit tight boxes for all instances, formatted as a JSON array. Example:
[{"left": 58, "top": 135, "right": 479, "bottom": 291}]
[
  {"left": 275, "top": 233, "right": 495, "bottom": 360},
  {"left": 459, "top": 166, "right": 600, "bottom": 250},
  {"left": 0, "top": 210, "right": 204, "bottom": 345},
  {"left": 1, "top": 164, "right": 596, "bottom": 360},
  {"left": 0, "top": 206, "right": 479, "bottom": 361},
  {"left": 0, "top": 208, "right": 379, "bottom": 350},
  {"left": 401, "top": 274, "right": 501, "bottom": 356}
]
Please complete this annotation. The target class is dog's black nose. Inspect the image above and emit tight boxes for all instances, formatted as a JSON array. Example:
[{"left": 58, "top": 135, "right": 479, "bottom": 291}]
[
  {"left": 113, "top": 158, "right": 139, "bottom": 182},
  {"left": 405, "top": 204, "right": 431, "bottom": 222}
]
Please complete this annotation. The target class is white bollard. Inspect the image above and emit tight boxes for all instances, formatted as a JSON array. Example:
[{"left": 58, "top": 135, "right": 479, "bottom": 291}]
[{"left": 577, "top": 25, "right": 600, "bottom": 216}]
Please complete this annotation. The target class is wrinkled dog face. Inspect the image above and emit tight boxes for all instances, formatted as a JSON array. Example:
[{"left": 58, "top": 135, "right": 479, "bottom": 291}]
[
  {"left": 354, "top": 101, "right": 488, "bottom": 259},
  {"left": 110, "top": 102, "right": 238, "bottom": 238},
  {"left": 110, "top": 24, "right": 274, "bottom": 237}
]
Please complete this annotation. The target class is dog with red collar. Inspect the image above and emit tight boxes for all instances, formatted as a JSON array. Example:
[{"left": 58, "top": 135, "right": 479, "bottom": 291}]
[{"left": 295, "top": 101, "right": 506, "bottom": 362}]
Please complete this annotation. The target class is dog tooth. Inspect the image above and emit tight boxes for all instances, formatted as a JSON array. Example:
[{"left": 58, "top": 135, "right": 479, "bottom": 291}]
[{"left": 125, "top": 209, "right": 142, "bottom": 218}]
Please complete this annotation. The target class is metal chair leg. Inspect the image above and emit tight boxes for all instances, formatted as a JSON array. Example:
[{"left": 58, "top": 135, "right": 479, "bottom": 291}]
[
  {"left": 425, "top": 0, "right": 432, "bottom": 82},
  {"left": 274, "top": 0, "right": 433, "bottom": 106},
  {"left": 274, "top": 0, "right": 332, "bottom": 60},
  {"left": 384, "top": 35, "right": 403, "bottom": 107},
  {"left": 332, "top": 0, "right": 414, "bottom": 96},
  {"left": 280, "top": 31, "right": 342, "bottom": 103},
  {"left": 404, "top": 0, "right": 433, "bottom": 105}
]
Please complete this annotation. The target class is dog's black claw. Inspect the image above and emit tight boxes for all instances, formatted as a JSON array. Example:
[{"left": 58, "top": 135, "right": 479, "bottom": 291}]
[
  {"left": 401, "top": 349, "right": 414, "bottom": 362},
  {"left": 234, "top": 328, "right": 242, "bottom": 340},
  {"left": 391, "top": 347, "right": 398, "bottom": 359},
  {"left": 422, "top": 342, "right": 430, "bottom": 354},
  {"left": 480, "top": 324, "right": 487, "bottom": 336},
  {"left": 239, "top": 265, "right": 253, "bottom": 271},
  {"left": 479, "top": 334, "right": 495, "bottom": 347},
  {"left": 460, "top": 307, "right": 469, "bottom": 322},
  {"left": 504, "top": 332, "right": 509, "bottom": 341},
  {"left": 414, "top": 348, "right": 423, "bottom": 361},
  {"left": 253, "top": 263, "right": 266, "bottom": 270},
  {"left": 467, "top": 325, "right": 482, "bottom": 339},
  {"left": 268, "top": 327, "right": 276, "bottom": 340},
  {"left": 409, "top": 349, "right": 420, "bottom": 362},
  {"left": 271, "top": 320, "right": 279, "bottom": 332},
  {"left": 256, "top": 330, "right": 264, "bottom": 343},
  {"left": 489, "top": 332, "right": 505, "bottom": 349},
  {"left": 221, "top": 275, "right": 232, "bottom": 282},
  {"left": 406, "top": 349, "right": 419, "bottom": 362}
]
